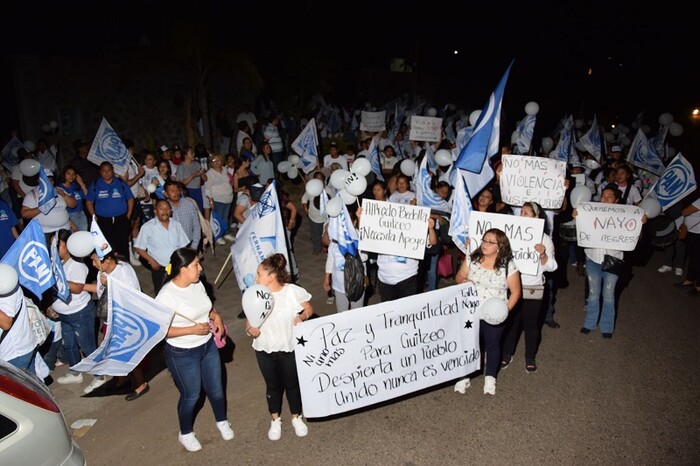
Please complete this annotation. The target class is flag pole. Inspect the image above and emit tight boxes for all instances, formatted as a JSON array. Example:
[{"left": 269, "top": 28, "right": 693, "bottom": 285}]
[{"left": 214, "top": 252, "right": 232, "bottom": 285}]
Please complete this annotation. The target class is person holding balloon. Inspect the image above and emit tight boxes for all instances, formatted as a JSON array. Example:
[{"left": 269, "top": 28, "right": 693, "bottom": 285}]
[
  {"left": 301, "top": 171, "right": 329, "bottom": 256},
  {"left": 454, "top": 228, "right": 521, "bottom": 396},
  {"left": 155, "top": 247, "right": 232, "bottom": 452},
  {"left": 245, "top": 253, "right": 312, "bottom": 441},
  {"left": 0, "top": 264, "right": 39, "bottom": 375}
]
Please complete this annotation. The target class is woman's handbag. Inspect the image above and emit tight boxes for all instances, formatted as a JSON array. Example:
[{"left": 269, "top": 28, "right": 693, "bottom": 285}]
[
  {"left": 97, "top": 290, "right": 110, "bottom": 321},
  {"left": 602, "top": 254, "right": 627, "bottom": 276},
  {"left": 522, "top": 284, "right": 545, "bottom": 300},
  {"left": 25, "top": 298, "right": 50, "bottom": 346},
  {"left": 678, "top": 223, "right": 688, "bottom": 240},
  {"left": 437, "top": 253, "right": 453, "bottom": 278}
]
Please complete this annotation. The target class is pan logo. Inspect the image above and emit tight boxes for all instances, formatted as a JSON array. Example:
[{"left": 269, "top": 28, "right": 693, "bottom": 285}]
[
  {"left": 257, "top": 189, "right": 276, "bottom": 217},
  {"left": 19, "top": 241, "right": 52, "bottom": 287},
  {"left": 107, "top": 305, "right": 159, "bottom": 361},
  {"left": 98, "top": 126, "right": 129, "bottom": 166},
  {"left": 656, "top": 164, "right": 693, "bottom": 204}
]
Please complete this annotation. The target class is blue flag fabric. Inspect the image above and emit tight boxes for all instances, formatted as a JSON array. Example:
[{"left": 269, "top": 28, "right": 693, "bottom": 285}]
[
  {"left": 514, "top": 114, "right": 536, "bottom": 155},
  {"left": 448, "top": 169, "right": 473, "bottom": 256},
  {"left": 578, "top": 115, "right": 604, "bottom": 161},
  {"left": 86, "top": 117, "right": 130, "bottom": 176},
  {"left": 455, "top": 60, "right": 513, "bottom": 173},
  {"left": 0, "top": 219, "right": 55, "bottom": 298},
  {"left": 291, "top": 118, "right": 320, "bottom": 174},
  {"left": 650, "top": 125, "right": 668, "bottom": 162},
  {"left": 626, "top": 129, "right": 665, "bottom": 175},
  {"left": 549, "top": 115, "right": 574, "bottom": 163},
  {"left": 416, "top": 155, "right": 451, "bottom": 213},
  {"left": 37, "top": 168, "right": 57, "bottom": 215},
  {"left": 367, "top": 136, "right": 384, "bottom": 182},
  {"left": 328, "top": 197, "right": 359, "bottom": 257},
  {"left": 50, "top": 232, "right": 70, "bottom": 303},
  {"left": 210, "top": 210, "right": 229, "bottom": 241},
  {"left": 70, "top": 276, "right": 174, "bottom": 376},
  {"left": 652, "top": 153, "right": 696, "bottom": 211}
]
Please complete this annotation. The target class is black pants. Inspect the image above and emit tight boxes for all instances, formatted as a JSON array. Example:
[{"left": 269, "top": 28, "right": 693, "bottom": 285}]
[
  {"left": 255, "top": 350, "right": 302, "bottom": 416},
  {"left": 378, "top": 275, "right": 418, "bottom": 302},
  {"left": 95, "top": 214, "right": 131, "bottom": 259},
  {"left": 151, "top": 267, "right": 167, "bottom": 296},
  {"left": 502, "top": 298, "right": 543, "bottom": 364}
]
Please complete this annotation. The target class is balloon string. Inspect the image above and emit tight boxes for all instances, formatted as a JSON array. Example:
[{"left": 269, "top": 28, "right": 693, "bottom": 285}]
[{"left": 174, "top": 311, "right": 198, "bottom": 324}]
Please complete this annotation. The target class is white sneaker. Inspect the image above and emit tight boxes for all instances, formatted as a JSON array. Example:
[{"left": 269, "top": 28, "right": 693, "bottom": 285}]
[
  {"left": 178, "top": 432, "right": 202, "bottom": 452},
  {"left": 291, "top": 416, "right": 308, "bottom": 437},
  {"left": 216, "top": 420, "right": 234, "bottom": 440},
  {"left": 83, "top": 376, "right": 108, "bottom": 394},
  {"left": 268, "top": 418, "right": 282, "bottom": 441},
  {"left": 454, "top": 378, "right": 471, "bottom": 394},
  {"left": 57, "top": 372, "right": 83, "bottom": 385},
  {"left": 216, "top": 238, "right": 226, "bottom": 246},
  {"left": 657, "top": 265, "right": 672, "bottom": 273},
  {"left": 675, "top": 267, "right": 683, "bottom": 276},
  {"left": 483, "top": 376, "right": 496, "bottom": 395},
  {"left": 223, "top": 233, "right": 236, "bottom": 241}
]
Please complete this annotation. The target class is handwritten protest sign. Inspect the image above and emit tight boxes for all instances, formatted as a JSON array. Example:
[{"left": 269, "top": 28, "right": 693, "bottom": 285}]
[
  {"left": 575, "top": 202, "right": 644, "bottom": 250},
  {"left": 409, "top": 116, "right": 443, "bottom": 142},
  {"left": 360, "top": 111, "right": 387, "bottom": 132},
  {"left": 468, "top": 211, "right": 544, "bottom": 275},
  {"left": 359, "top": 199, "right": 430, "bottom": 260},
  {"left": 294, "top": 283, "right": 481, "bottom": 418},
  {"left": 500, "top": 154, "right": 567, "bottom": 208}
]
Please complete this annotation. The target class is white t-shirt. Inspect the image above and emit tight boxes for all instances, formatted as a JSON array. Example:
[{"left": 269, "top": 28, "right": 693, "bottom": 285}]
[
  {"left": 22, "top": 189, "right": 70, "bottom": 233},
  {"left": 388, "top": 190, "right": 416, "bottom": 205},
  {"left": 96, "top": 262, "right": 141, "bottom": 298},
  {"left": 52, "top": 258, "right": 91, "bottom": 315},
  {"left": 252, "top": 284, "right": 311, "bottom": 353},
  {"left": 377, "top": 254, "right": 419, "bottom": 285},
  {"left": 0, "top": 288, "right": 35, "bottom": 361},
  {"left": 323, "top": 155, "right": 348, "bottom": 171},
  {"left": 301, "top": 192, "right": 327, "bottom": 224},
  {"left": 156, "top": 280, "right": 212, "bottom": 349}
]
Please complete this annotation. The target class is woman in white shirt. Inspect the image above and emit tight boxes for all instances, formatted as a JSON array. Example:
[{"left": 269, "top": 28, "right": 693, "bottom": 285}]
[{"left": 204, "top": 154, "right": 235, "bottom": 242}]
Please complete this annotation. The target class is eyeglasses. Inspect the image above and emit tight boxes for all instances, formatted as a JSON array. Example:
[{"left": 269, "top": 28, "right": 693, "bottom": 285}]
[{"left": 481, "top": 239, "right": 498, "bottom": 245}]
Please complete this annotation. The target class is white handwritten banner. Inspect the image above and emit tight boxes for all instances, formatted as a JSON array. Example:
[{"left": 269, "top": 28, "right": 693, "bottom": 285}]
[
  {"left": 575, "top": 202, "right": 644, "bottom": 250},
  {"left": 294, "top": 283, "right": 481, "bottom": 418},
  {"left": 359, "top": 199, "right": 430, "bottom": 260},
  {"left": 360, "top": 111, "right": 387, "bottom": 132},
  {"left": 408, "top": 116, "right": 443, "bottom": 142},
  {"left": 468, "top": 211, "right": 544, "bottom": 275},
  {"left": 500, "top": 154, "right": 567, "bottom": 208}
]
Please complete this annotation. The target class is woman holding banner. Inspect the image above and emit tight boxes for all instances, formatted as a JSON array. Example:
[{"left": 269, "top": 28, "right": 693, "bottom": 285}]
[
  {"left": 245, "top": 253, "right": 312, "bottom": 442},
  {"left": 454, "top": 228, "right": 521, "bottom": 395},
  {"left": 156, "top": 247, "right": 232, "bottom": 452},
  {"left": 501, "top": 202, "right": 557, "bottom": 373}
]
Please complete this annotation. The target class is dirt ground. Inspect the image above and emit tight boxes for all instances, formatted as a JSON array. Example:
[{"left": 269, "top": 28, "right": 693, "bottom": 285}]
[{"left": 50, "top": 181, "right": 699, "bottom": 466}]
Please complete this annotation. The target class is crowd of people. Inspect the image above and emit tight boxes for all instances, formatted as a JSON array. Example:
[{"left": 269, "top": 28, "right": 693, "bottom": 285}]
[{"left": 1, "top": 103, "right": 698, "bottom": 452}]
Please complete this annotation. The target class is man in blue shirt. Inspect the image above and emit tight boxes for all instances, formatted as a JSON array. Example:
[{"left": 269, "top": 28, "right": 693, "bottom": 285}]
[{"left": 0, "top": 199, "right": 19, "bottom": 259}]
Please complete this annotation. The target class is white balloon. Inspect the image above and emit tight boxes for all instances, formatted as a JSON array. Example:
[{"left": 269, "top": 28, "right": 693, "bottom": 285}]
[
  {"left": 288, "top": 154, "right": 301, "bottom": 166},
  {"left": 658, "top": 112, "right": 674, "bottom": 126},
  {"left": 400, "top": 159, "right": 416, "bottom": 176},
  {"left": 435, "top": 149, "right": 453, "bottom": 166},
  {"left": 344, "top": 173, "right": 367, "bottom": 196},
  {"left": 639, "top": 197, "right": 662, "bottom": 219},
  {"left": 541, "top": 137, "right": 554, "bottom": 153},
  {"left": 604, "top": 132, "right": 614, "bottom": 143},
  {"left": 19, "top": 159, "right": 41, "bottom": 176},
  {"left": 67, "top": 231, "right": 95, "bottom": 257},
  {"left": 49, "top": 120, "right": 58, "bottom": 129},
  {"left": 570, "top": 185, "right": 592, "bottom": 208},
  {"left": 620, "top": 125, "right": 630, "bottom": 135},
  {"left": 330, "top": 169, "right": 350, "bottom": 190},
  {"left": 510, "top": 129, "right": 519, "bottom": 145},
  {"left": 350, "top": 157, "right": 371, "bottom": 176},
  {"left": 669, "top": 122, "right": 684, "bottom": 137},
  {"left": 242, "top": 284, "right": 275, "bottom": 328},
  {"left": 480, "top": 297, "right": 508, "bottom": 325},
  {"left": 0, "top": 264, "right": 19, "bottom": 295},
  {"left": 23, "top": 140, "right": 36, "bottom": 152},
  {"left": 325, "top": 196, "right": 343, "bottom": 217},
  {"left": 427, "top": 107, "right": 437, "bottom": 117},
  {"left": 287, "top": 166, "right": 299, "bottom": 179},
  {"left": 42, "top": 124, "right": 50, "bottom": 133},
  {"left": 574, "top": 119, "right": 584, "bottom": 129},
  {"left": 611, "top": 126, "right": 620, "bottom": 135},
  {"left": 146, "top": 183, "right": 157, "bottom": 194},
  {"left": 524, "top": 101, "right": 539, "bottom": 116},
  {"left": 620, "top": 136, "right": 631, "bottom": 147},
  {"left": 339, "top": 188, "right": 357, "bottom": 205},
  {"left": 584, "top": 159, "right": 600, "bottom": 170},
  {"left": 305, "top": 179, "right": 324, "bottom": 197},
  {"left": 277, "top": 161, "right": 292, "bottom": 173},
  {"left": 469, "top": 110, "right": 481, "bottom": 126}
]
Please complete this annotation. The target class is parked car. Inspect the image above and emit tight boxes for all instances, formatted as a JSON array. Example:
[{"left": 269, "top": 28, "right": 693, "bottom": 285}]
[{"left": 0, "top": 359, "right": 86, "bottom": 465}]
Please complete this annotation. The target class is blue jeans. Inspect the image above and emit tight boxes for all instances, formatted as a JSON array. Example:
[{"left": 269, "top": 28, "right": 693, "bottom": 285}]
[
  {"left": 59, "top": 300, "right": 97, "bottom": 370},
  {"left": 69, "top": 211, "right": 88, "bottom": 231},
  {"left": 583, "top": 258, "right": 619, "bottom": 334},
  {"left": 164, "top": 338, "right": 227, "bottom": 434},
  {"left": 481, "top": 321, "right": 505, "bottom": 377},
  {"left": 8, "top": 348, "right": 37, "bottom": 375}
]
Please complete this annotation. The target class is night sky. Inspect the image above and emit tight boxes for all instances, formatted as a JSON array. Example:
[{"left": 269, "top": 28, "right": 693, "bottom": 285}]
[{"left": 1, "top": 1, "right": 697, "bottom": 150}]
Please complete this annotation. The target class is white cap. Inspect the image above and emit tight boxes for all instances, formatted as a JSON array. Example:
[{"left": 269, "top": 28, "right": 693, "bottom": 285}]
[{"left": 160, "top": 145, "right": 169, "bottom": 152}]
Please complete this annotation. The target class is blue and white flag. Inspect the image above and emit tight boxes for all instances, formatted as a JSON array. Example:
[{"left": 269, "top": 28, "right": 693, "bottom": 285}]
[
  {"left": 50, "top": 233, "right": 70, "bottom": 304},
  {"left": 652, "top": 153, "right": 696, "bottom": 211},
  {"left": 455, "top": 60, "right": 513, "bottom": 173},
  {"left": 513, "top": 114, "right": 536, "bottom": 155},
  {"left": 549, "top": 115, "right": 574, "bottom": 162},
  {"left": 37, "top": 168, "right": 57, "bottom": 215},
  {"left": 90, "top": 215, "right": 113, "bottom": 260},
  {"left": 231, "top": 181, "right": 289, "bottom": 291},
  {"left": 455, "top": 125, "right": 474, "bottom": 153},
  {"left": 367, "top": 135, "right": 384, "bottom": 181},
  {"left": 448, "top": 169, "right": 473, "bottom": 256},
  {"left": 210, "top": 210, "right": 229, "bottom": 242},
  {"left": 328, "top": 197, "right": 359, "bottom": 257},
  {"left": 0, "top": 219, "right": 55, "bottom": 298},
  {"left": 424, "top": 142, "right": 437, "bottom": 173},
  {"left": 87, "top": 117, "right": 130, "bottom": 176},
  {"left": 292, "top": 118, "right": 320, "bottom": 174},
  {"left": 318, "top": 189, "right": 330, "bottom": 217},
  {"left": 578, "top": 115, "right": 604, "bottom": 161},
  {"left": 451, "top": 147, "right": 495, "bottom": 199},
  {"left": 71, "top": 276, "right": 174, "bottom": 376},
  {"left": 416, "top": 155, "right": 451, "bottom": 214},
  {"left": 626, "top": 129, "right": 665, "bottom": 175},
  {"left": 1, "top": 135, "right": 23, "bottom": 170},
  {"left": 650, "top": 125, "right": 669, "bottom": 161}
]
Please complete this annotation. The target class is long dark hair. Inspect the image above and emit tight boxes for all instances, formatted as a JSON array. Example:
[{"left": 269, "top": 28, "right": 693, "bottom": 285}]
[
  {"left": 259, "top": 253, "right": 290, "bottom": 284},
  {"left": 166, "top": 247, "right": 198, "bottom": 280},
  {"left": 469, "top": 228, "right": 513, "bottom": 270},
  {"left": 522, "top": 201, "right": 549, "bottom": 235}
]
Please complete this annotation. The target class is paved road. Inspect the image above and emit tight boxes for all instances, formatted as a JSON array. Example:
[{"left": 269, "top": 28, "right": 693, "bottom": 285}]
[{"left": 51, "top": 182, "right": 699, "bottom": 466}]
